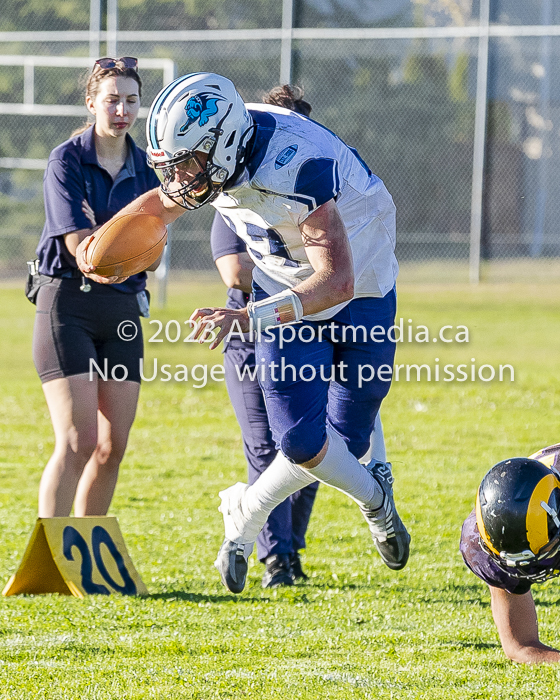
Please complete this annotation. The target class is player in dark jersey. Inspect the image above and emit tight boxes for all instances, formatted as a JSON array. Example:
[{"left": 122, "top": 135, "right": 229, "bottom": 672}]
[{"left": 460, "top": 445, "right": 560, "bottom": 664}]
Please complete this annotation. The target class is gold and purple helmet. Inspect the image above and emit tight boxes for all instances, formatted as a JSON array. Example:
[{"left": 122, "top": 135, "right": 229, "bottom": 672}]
[{"left": 476, "top": 457, "right": 560, "bottom": 582}]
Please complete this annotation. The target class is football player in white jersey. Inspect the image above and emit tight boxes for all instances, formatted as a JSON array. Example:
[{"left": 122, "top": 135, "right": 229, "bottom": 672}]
[{"left": 76, "top": 72, "right": 410, "bottom": 593}]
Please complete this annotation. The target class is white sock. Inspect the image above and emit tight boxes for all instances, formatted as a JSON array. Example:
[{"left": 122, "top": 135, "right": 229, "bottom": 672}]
[
  {"left": 371, "top": 413, "right": 387, "bottom": 462},
  {"left": 308, "top": 427, "right": 383, "bottom": 509},
  {"left": 360, "top": 413, "right": 387, "bottom": 464},
  {"left": 240, "top": 452, "right": 316, "bottom": 537},
  {"left": 233, "top": 426, "right": 382, "bottom": 542}
]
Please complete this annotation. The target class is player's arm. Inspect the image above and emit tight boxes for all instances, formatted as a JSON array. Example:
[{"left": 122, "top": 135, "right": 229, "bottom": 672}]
[
  {"left": 215, "top": 252, "right": 254, "bottom": 293},
  {"left": 75, "top": 188, "right": 184, "bottom": 279},
  {"left": 489, "top": 585, "right": 560, "bottom": 664},
  {"left": 292, "top": 198, "right": 354, "bottom": 314},
  {"left": 207, "top": 199, "right": 354, "bottom": 311},
  {"left": 191, "top": 199, "right": 353, "bottom": 348},
  {"left": 117, "top": 187, "right": 185, "bottom": 224}
]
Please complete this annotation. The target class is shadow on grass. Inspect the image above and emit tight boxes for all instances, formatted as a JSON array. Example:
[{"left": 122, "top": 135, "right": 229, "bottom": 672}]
[
  {"left": 531, "top": 597, "right": 560, "bottom": 607},
  {"left": 440, "top": 640, "right": 500, "bottom": 650},
  {"left": 145, "top": 591, "right": 273, "bottom": 604}
]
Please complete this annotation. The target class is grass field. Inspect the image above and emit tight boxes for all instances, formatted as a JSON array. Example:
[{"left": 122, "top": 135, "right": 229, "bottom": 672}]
[{"left": 1, "top": 276, "right": 560, "bottom": 698}]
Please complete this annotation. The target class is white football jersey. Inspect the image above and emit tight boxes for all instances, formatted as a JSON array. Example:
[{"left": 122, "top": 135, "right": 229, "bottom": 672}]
[{"left": 212, "top": 103, "right": 398, "bottom": 321}]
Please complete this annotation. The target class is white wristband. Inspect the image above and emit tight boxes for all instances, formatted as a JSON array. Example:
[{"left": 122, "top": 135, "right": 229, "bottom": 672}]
[{"left": 247, "top": 289, "right": 304, "bottom": 330}]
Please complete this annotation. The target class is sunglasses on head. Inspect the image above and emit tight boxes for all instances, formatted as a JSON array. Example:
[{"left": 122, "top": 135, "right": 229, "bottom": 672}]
[{"left": 94, "top": 56, "right": 138, "bottom": 71}]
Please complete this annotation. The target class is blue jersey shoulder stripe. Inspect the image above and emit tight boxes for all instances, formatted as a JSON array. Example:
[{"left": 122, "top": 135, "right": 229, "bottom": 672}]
[
  {"left": 149, "top": 74, "right": 197, "bottom": 149},
  {"left": 247, "top": 110, "right": 277, "bottom": 179},
  {"left": 334, "top": 159, "right": 341, "bottom": 192},
  {"left": 294, "top": 158, "right": 339, "bottom": 207},
  {"left": 348, "top": 146, "right": 372, "bottom": 177}
]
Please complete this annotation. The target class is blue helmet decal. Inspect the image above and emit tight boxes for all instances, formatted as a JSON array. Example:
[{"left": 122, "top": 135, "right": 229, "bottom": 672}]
[
  {"left": 178, "top": 92, "right": 224, "bottom": 134},
  {"left": 275, "top": 144, "right": 298, "bottom": 170}
]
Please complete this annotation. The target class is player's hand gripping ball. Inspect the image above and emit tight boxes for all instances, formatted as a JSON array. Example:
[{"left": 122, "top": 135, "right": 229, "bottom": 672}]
[{"left": 85, "top": 212, "right": 167, "bottom": 278}]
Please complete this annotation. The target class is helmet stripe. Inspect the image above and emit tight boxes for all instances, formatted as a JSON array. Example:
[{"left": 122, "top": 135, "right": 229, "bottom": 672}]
[
  {"left": 148, "top": 74, "right": 199, "bottom": 149},
  {"left": 526, "top": 473, "right": 560, "bottom": 554},
  {"left": 476, "top": 489, "right": 499, "bottom": 556}
]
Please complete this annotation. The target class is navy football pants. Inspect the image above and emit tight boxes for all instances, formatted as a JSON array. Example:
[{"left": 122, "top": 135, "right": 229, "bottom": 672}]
[{"left": 254, "top": 290, "right": 397, "bottom": 464}]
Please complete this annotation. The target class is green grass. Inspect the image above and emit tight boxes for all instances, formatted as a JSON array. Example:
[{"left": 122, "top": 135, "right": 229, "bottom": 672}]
[{"left": 1, "top": 277, "right": 560, "bottom": 698}]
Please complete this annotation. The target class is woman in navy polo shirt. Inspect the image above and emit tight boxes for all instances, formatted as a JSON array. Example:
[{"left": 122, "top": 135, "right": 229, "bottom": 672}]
[{"left": 33, "top": 57, "right": 159, "bottom": 518}]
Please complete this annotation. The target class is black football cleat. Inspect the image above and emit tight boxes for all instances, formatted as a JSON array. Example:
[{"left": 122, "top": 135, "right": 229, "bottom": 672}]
[
  {"left": 289, "top": 551, "right": 309, "bottom": 581},
  {"left": 261, "top": 553, "right": 294, "bottom": 588}
]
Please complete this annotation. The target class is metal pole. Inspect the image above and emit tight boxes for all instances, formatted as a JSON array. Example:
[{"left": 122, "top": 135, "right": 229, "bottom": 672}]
[
  {"left": 469, "top": 0, "right": 490, "bottom": 284},
  {"left": 107, "top": 0, "right": 118, "bottom": 58},
  {"left": 156, "top": 61, "right": 177, "bottom": 309},
  {"left": 280, "top": 0, "right": 294, "bottom": 84},
  {"left": 530, "top": 0, "right": 552, "bottom": 257},
  {"left": 23, "top": 58, "right": 34, "bottom": 106},
  {"left": 89, "top": 0, "right": 101, "bottom": 60}
]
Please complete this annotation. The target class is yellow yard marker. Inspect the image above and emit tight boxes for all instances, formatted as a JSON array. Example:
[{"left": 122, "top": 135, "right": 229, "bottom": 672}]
[{"left": 3, "top": 517, "right": 148, "bottom": 598}]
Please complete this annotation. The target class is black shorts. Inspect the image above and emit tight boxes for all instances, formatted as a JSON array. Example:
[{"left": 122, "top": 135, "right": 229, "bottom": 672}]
[{"left": 33, "top": 278, "right": 144, "bottom": 384}]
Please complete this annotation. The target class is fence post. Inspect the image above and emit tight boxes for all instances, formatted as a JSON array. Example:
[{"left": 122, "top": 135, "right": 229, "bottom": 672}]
[
  {"left": 155, "top": 227, "right": 171, "bottom": 309},
  {"left": 280, "top": 0, "right": 294, "bottom": 85},
  {"left": 89, "top": 0, "right": 101, "bottom": 60},
  {"left": 469, "top": 0, "right": 490, "bottom": 284},
  {"left": 107, "top": 0, "right": 118, "bottom": 57},
  {"left": 530, "top": 0, "right": 552, "bottom": 258},
  {"left": 23, "top": 58, "right": 34, "bottom": 106}
]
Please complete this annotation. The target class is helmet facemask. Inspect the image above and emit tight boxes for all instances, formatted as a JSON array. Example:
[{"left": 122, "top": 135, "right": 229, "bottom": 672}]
[
  {"left": 150, "top": 147, "right": 227, "bottom": 210},
  {"left": 479, "top": 533, "right": 560, "bottom": 583},
  {"left": 148, "top": 125, "right": 231, "bottom": 210}
]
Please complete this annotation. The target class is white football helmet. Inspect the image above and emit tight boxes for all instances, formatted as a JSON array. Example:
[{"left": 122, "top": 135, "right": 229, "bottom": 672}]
[{"left": 146, "top": 73, "right": 253, "bottom": 209}]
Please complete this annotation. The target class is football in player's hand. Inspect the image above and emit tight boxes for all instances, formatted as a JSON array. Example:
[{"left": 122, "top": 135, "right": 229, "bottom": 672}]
[{"left": 85, "top": 212, "right": 167, "bottom": 278}]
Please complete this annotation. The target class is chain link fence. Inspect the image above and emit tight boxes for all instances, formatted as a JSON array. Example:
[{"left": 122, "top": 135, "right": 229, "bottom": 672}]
[{"left": 1, "top": 0, "right": 560, "bottom": 284}]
